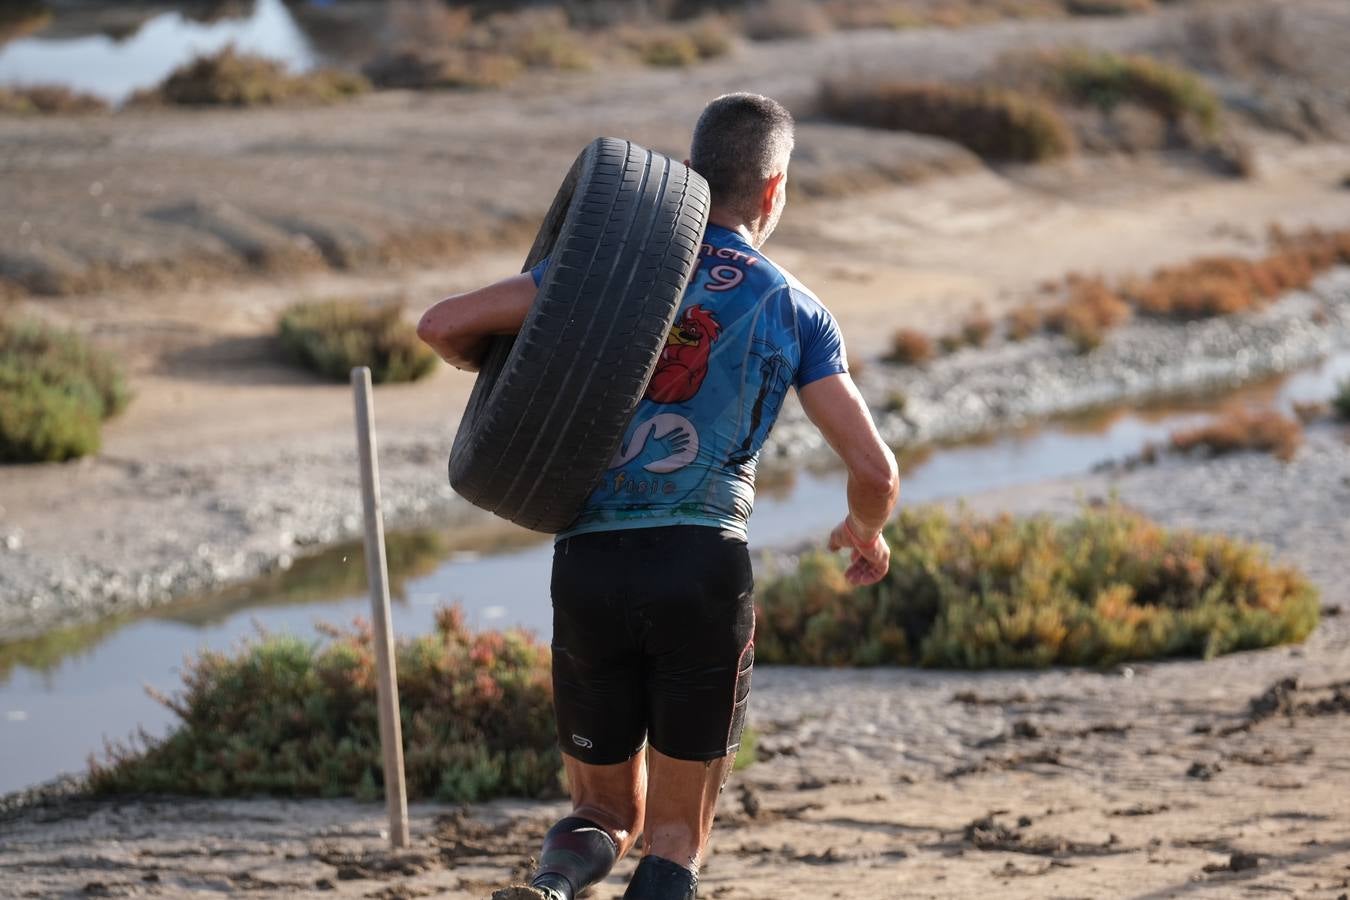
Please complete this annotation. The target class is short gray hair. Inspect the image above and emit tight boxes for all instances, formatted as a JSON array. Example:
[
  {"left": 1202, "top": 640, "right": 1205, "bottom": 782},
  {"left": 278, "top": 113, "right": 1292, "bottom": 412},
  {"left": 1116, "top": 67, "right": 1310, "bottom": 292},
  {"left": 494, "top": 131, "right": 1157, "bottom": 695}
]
[{"left": 690, "top": 93, "right": 795, "bottom": 216}]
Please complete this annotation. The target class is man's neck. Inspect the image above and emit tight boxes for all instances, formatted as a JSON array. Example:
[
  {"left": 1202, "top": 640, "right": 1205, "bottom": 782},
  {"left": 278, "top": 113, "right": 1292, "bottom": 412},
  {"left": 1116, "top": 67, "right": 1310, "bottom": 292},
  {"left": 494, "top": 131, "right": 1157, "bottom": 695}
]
[{"left": 706, "top": 209, "right": 759, "bottom": 248}]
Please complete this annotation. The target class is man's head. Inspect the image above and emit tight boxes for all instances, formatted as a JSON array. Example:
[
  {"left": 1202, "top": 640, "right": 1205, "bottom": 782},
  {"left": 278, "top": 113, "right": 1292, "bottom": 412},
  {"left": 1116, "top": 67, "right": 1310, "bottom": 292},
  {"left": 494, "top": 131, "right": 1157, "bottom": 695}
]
[{"left": 690, "top": 92, "right": 795, "bottom": 248}]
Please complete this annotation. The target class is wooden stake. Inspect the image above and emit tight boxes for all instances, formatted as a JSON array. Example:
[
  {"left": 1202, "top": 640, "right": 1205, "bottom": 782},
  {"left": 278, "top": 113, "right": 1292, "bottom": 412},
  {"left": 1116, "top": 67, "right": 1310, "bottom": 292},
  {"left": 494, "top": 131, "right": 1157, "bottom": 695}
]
[{"left": 351, "top": 366, "right": 411, "bottom": 849}]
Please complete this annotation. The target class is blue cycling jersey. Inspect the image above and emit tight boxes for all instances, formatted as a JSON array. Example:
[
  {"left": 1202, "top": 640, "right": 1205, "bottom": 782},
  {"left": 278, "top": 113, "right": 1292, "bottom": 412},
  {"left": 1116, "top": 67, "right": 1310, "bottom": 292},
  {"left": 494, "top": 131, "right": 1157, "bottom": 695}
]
[{"left": 530, "top": 224, "right": 847, "bottom": 540}]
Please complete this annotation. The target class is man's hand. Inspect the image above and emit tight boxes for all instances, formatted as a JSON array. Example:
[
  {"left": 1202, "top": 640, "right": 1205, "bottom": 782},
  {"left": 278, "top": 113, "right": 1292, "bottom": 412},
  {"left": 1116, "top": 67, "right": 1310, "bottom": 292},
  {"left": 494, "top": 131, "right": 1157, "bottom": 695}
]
[
  {"left": 828, "top": 516, "right": 891, "bottom": 586},
  {"left": 799, "top": 373, "right": 900, "bottom": 583}
]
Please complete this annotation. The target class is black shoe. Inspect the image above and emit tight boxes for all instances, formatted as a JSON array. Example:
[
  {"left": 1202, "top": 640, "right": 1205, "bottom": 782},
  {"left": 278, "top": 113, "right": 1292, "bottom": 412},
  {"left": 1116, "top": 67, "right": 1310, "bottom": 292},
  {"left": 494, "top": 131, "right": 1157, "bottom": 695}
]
[
  {"left": 623, "top": 855, "right": 697, "bottom": 900},
  {"left": 491, "top": 877, "right": 570, "bottom": 900}
]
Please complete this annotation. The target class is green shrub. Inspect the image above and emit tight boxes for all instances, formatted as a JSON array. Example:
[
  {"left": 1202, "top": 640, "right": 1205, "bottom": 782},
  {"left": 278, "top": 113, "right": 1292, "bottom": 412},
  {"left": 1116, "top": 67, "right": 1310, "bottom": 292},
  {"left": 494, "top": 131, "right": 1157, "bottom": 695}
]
[
  {"left": 0, "top": 368, "right": 102, "bottom": 462},
  {"left": 1066, "top": 0, "right": 1154, "bottom": 15},
  {"left": 626, "top": 29, "right": 702, "bottom": 67},
  {"left": 515, "top": 27, "right": 592, "bottom": 70},
  {"left": 1169, "top": 408, "right": 1303, "bottom": 462},
  {"left": 0, "top": 318, "right": 130, "bottom": 462},
  {"left": 278, "top": 299, "right": 437, "bottom": 384},
  {"left": 1042, "top": 49, "right": 1220, "bottom": 135},
  {"left": 820, "top": 80, "right": 1076, "bottom": 163},
  {"left": 686, "top": 17, "right": 735, "bottom": 60},
  {"left": 89, "top": 608, "right": 560, "bottom": 801},
  {"left": 144, "top": 48, "right": 369, "bottom": 106},
  {"left": 756, "top": 505, "right": 1318, "bottom": 669},
  {"left": 742, "top": 0, "right": 833, "bottom": 40},
  {"left": 1329, "top": 379, "right": 1350, "bottom": 422},
  {"left": 365, "top": 48, "right": 524, "bottom": 90}
]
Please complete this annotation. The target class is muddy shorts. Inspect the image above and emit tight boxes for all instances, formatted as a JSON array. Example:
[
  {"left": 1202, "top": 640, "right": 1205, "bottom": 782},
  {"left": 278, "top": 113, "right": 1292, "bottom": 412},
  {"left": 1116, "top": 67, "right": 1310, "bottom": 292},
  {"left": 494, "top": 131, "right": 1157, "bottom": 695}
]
[{"left": 550, "top": 525, "right": 755, "bottom": 765}]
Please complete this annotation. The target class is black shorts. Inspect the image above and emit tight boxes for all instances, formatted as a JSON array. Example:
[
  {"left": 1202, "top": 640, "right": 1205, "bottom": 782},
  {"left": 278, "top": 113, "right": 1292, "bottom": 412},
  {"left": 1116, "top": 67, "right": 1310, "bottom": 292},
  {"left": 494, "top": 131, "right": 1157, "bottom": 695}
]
[{"left": 550, "top": 525, "right": 755, "bottom": 765}]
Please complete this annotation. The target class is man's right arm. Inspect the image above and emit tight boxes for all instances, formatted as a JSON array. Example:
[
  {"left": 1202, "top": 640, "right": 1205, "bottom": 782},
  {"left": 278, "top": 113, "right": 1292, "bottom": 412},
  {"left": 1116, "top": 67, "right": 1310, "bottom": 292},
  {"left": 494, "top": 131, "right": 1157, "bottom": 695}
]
[
  {"left": 416, "top": 273, "right": 536, "bottom": 371},
  {"left": 798, "top": 373, "right": 900, "bottom": 585}
]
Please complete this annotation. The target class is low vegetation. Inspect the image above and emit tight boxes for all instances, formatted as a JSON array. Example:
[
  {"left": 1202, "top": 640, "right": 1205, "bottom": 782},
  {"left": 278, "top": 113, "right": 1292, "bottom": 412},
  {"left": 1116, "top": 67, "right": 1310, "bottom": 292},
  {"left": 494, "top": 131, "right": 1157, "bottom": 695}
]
[
  {"left": 365, "top": 0, "right": 733, "bottom": 90},
  {"left": 1335, "top": 380, "right": 1350, "bottom": 422},
  {"left": 888, "top": 328, "right": 937, "bottom": 366},
  {"left": 756, "top": 505, "right": 1319, "bottom": 669},
  {"left": 89, "top": 608, "right": 561, "bottom": 801},
  {"left": 742, "top": 0, "right": 834, "bottom": 40},
  {"left": 140, "top": 49, "right": 369, "bottom": 107},
  {"left": 89, "top": 604, "right": 760, "bottom": 799},
  {"left": 1170, "top": 408, "right": 1303, "bottom": 461},
  {"left": 503, "top": 9, "right": 594, "bottom": 71},
  {"left": 960, "top": 311, "right": 994, "bottom": 348},
  {"left": 623, "top": 31, "right": 699, "bottom": 67},
  {"left": 0, "top": 85, "right": 107, "bottom": 115},
  {"left": 1043, "top": 277, "right": 1132, "bottom": 353},
  {"left": 364, "top": 48, "right": 523, "bottom": 90},
  {"left": 0, "top": 317, "right": 130, "bottom": 463},
  {"left": 1006, "top": 304, "right": 1043, "bottom": 341},
  {"left": 1036, "top": 48, "right": 1220, "bottom": 134},
  {"left": 1065, "top": 0, "right": 1154, "bottom": 15},
  {"left": 922, "top": 226, "right": 1350, "bottom": 358},
  {"left": 0, "top": 1, "right": 50, "bottom": 45},
  {"left": 278, "top": 299, "right": 436, "bottom": 384},
  {"left": 819, "top": 81, "right": 1076, "bottom": 163},
  {"left": 1127, "top": 227, "right": 1350, "bottom": 320},
  {"left": 820, "top": 0, "right": 1159, "bottom": 30}
]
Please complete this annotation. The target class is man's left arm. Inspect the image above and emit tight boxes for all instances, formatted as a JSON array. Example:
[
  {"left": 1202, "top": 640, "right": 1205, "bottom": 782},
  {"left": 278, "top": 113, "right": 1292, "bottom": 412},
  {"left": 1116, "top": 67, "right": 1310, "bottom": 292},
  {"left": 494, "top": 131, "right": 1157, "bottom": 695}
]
[{"left": 416, "top": 273, "right": 536, "bottom": 372}]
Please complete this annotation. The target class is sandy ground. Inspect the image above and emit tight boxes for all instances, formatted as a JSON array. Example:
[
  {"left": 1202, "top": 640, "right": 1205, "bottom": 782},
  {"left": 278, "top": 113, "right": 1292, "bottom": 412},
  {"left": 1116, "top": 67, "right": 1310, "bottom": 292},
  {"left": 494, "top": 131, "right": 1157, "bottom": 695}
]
[{"left": 3, "top": 429, "right": 1348, "bottom": 899}]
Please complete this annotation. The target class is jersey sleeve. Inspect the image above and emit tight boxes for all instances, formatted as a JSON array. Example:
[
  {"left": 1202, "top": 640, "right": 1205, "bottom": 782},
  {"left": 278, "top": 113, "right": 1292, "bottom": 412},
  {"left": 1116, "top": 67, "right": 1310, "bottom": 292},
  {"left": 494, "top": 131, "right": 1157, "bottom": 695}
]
[
  {"left": 792, "top": 289, "right": 848, "bottom": 390},
  {"left": 527, "top": 256, "right": 550, "bottom": 287}
]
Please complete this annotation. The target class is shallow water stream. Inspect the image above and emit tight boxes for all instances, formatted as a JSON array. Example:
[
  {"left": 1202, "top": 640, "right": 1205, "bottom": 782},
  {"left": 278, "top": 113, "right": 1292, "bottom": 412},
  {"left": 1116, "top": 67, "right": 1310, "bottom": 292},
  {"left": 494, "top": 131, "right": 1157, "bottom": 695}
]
[
  {"left": 0, "top": 352, "right": 1346, "bottom": 795},
  {"left": 0, "top": 0, "right": 318, "bottom": 104}
]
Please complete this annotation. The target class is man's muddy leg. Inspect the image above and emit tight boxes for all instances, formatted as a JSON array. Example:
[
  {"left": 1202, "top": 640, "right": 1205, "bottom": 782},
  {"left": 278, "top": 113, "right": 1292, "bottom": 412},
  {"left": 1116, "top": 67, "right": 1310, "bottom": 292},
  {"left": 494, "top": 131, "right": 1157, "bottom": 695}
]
[
  {"left": 496, "top": 753, "right": 646, "bottom": 900},
  {"left": 623, "top": 748, "right": 736, "bottom": 899}
]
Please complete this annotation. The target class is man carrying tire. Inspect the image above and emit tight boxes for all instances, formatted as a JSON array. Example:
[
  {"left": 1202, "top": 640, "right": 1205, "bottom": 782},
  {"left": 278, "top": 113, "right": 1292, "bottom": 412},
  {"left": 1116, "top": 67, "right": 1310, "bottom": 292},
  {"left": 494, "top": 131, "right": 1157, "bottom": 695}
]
[{"left": 418, "top": 93, "right": 899, "bottom": 900}]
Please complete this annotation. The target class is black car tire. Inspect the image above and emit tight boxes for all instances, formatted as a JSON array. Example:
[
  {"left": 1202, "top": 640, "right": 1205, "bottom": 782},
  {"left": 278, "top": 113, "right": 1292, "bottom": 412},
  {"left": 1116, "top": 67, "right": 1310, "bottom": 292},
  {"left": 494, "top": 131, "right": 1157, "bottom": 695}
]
[{"left": 447, "top": 137, "right": 711, "bottom": 533}]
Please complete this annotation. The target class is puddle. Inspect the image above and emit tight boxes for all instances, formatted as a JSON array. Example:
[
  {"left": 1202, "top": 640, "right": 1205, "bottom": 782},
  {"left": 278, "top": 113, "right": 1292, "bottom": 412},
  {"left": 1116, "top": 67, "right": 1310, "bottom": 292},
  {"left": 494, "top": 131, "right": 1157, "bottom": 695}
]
[
  {"left": 0, "top": 351, "right": 1346, "bottom": 795},
  {"left": 0, "top": 0, "right": 319, "bottom": 104}
]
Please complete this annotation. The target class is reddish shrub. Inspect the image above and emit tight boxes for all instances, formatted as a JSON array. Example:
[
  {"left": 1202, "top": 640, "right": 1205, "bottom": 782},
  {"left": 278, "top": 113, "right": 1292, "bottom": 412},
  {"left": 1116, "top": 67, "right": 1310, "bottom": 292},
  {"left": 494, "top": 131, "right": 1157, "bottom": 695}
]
[
  {"left": 961, "top": 312, "right": 995, "bottom": 347},
  {"left": 889, "top": 328, "right": 936, "bottom": 366},
  {"left": 1044, "top": 278, "right": 1131, "bottom": 349},
  {"left": 1007, "top": 305, "right": 1043, "bottom": 341},
  {"left": 1170, "top": 408, "right": 1303, "bottom": 462}
]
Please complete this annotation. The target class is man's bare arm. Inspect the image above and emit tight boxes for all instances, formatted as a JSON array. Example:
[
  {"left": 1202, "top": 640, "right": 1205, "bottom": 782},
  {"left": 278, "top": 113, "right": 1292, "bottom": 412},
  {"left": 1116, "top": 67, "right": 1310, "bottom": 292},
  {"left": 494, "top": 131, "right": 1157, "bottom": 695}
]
[
  {"left": 416, "top": 273, "right": 536, "bottom": 371},
  {"left": 798, "top": 373, "right": 900, "bottom": 584}
]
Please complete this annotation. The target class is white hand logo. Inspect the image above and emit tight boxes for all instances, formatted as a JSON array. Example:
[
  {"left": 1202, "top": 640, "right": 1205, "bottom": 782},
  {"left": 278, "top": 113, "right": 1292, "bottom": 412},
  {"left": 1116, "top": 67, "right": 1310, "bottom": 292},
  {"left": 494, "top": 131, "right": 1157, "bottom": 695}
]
[{"left": 610, "top": 413, "right": 700, "bottom": 474}]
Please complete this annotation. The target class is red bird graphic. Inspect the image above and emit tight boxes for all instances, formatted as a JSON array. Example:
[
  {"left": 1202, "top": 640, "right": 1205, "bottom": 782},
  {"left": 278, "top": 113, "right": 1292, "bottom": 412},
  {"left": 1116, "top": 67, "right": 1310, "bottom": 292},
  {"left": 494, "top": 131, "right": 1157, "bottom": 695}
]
[{"left": 646, "top": 305, "right": 721, "bottom": 404}]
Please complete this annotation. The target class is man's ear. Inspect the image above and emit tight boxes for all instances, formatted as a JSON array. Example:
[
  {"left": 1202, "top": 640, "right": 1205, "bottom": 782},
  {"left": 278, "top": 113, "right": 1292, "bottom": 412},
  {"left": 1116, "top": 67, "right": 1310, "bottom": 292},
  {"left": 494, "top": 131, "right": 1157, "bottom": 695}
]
[{"left": 762, "top": 172, "right": 786, "bottom": 214}]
